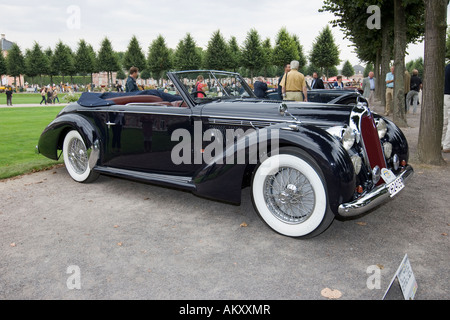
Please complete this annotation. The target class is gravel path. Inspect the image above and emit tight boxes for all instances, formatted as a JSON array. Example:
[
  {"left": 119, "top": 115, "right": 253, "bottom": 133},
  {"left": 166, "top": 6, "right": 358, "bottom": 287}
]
[{"left": 0, "top": 101, "right": 449, "bottom": 300}]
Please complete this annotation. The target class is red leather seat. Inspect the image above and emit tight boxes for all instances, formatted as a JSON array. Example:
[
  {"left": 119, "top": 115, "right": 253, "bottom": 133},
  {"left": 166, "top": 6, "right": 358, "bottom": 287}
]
[{"left": 170, "top": 100, "right": 188, "bottom": 108}]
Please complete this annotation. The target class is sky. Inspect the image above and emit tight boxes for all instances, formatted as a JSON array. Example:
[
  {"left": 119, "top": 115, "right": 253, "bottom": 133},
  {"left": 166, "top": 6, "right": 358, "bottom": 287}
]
[{"left": 1, "top": 0, "right": 449, "bottom": 69}]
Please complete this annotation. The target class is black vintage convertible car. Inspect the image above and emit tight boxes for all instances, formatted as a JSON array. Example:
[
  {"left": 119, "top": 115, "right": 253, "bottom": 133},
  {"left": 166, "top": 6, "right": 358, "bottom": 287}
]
[{"left": 37, "top": 70, "right": 413, "bottom": 238}]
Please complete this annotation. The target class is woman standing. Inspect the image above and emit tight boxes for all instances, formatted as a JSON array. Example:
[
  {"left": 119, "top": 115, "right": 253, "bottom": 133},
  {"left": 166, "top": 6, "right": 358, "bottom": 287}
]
[{"left": 40, "top": 87, "right": 47, "bottom": 105}]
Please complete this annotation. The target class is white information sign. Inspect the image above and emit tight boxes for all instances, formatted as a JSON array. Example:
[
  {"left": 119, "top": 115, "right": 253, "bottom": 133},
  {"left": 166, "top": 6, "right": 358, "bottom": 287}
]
[{"left": 383, "top": 254, "right": 418, "bottom": 300}]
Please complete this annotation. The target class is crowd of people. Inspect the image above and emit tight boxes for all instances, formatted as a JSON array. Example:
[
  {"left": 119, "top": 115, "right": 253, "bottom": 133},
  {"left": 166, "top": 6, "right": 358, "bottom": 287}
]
[{"left": 39, "top": 86, "right": 60, "bottom": 105}]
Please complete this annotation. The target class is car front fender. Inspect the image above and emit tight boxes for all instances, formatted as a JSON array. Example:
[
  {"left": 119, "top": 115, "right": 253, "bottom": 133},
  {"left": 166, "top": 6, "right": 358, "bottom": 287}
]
[
  {"left": 192, "top": 123, "right": 356, "bottom": 213},
  {"left": 37, "top": 113, "right": 101, "bottom": 161}
]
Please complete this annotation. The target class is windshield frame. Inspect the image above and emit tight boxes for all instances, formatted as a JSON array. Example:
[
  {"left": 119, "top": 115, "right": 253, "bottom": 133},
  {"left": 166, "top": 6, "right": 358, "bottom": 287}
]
[{"left": 167, "top": 70, "right": 257, "bottom": 106}]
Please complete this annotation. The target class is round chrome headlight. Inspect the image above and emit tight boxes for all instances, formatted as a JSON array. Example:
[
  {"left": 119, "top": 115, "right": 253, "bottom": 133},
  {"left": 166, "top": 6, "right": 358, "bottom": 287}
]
[
  {"left": 383, "top": 142, "right": 393, "bottom": 159},
  {"left": 351, "top": 155, "right": 362, "bottom": 175},
  {"left": 342, "top": 127, "right": 356, "bottom": 151},
  {"left": 376, "top": 119, "right": 388, "bottom": 139}
]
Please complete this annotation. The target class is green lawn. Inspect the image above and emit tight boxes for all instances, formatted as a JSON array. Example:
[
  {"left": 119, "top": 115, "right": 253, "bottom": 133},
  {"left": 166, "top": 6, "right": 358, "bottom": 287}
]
[
  {"left": 0, "top": 93, "right": 80, "bottom": 105},
  {"left": 0, "top": 106, "right": 65, "bottom": 179}
]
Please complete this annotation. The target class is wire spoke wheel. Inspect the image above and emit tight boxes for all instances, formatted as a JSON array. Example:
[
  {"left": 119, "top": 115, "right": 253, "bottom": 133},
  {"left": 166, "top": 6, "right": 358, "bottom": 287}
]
[
  {"left": 264, "top": 167, "right": 316, "bottom": 225},
  {"left": 63, "top": 130, "right": 99, "bottom": 183},
  {"left": 252, "top": 148, "right": 334, "bottom": 238},
  {"left": 67, "top": 137, "right": 88, "bottom": 175}
]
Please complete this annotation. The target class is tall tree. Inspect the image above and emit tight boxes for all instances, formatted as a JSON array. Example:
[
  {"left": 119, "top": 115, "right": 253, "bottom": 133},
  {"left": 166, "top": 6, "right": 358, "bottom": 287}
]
[
  {"left": 52, "top": 41, "right": 74, "bottom": 83},
  {"left": 0, "top": 52, "right": 6, "bottom": 80},
  {"left": 309, "top": 25, "right": 340, "bottom": 77},
  {"left": 123, "top": 35, "right": 147, "bottom": 72},
  {"left": 97, "top": 37, "right": 120, "bottom": 86},
  {"left": 148, "top": 35, "right": 172, "bottom": 86},
  {"left": 44, "top": 47, "right": 57, "bottom": 85},
  {"left": 205, "top": 30, "right": 231, "bottom": 70},
  {"left": 417, "top": 0, "right": 448, "bottom": 165},
  {"left": 321, "top": 0, "right": 424, "bottom": 121},
  {"left": 6, "top": 43, "right": 25, "bottom": 88},
  {"left": 86, "top": 44, "right": 98, "bottom": 85},
  {"left": 406, "top": 57, "right": 424, "bottom": 78},
  {"left": 393, "top": 0, "right": 408, "bottom": 127},
  {"left": 65, "top": 46, "right": 77, "bottom": 84},
  {"left": 291, "top": 34, "right": 307, "bottom": 73},
  {"left": 173, "top": 33, "right": 202, "bottom": 71},
  {"left": 241, "top": 28, "right": 265, "bottom": 82},
  {"left": 341, "top": 60, "right": 355, "bottom": 78},
  {"left": 228, "top": 36, "right": 241, "bottom": 72},
  {"left": 272, "top": 27, "right": 299, "bottom": 67},
  {"left": 75, "top": 39, "right": 96, "bottom": 84},
  {"left": 363, "top": 63, "right": 374, "bottom": 78},
  {"left": 261, "top": 37, "right": 273, "bottom": 77},
  {"left": 25, "top": 42, "right": 48, "bottom": 86}
]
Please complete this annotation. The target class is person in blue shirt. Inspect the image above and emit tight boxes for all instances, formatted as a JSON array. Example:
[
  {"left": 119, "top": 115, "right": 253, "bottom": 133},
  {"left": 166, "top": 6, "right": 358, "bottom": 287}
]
[
  {"left": 385, "top": 66, "right": 395, "bottom": 116},
  {"left": 126, "top": 67, "right": 139, "bottom": 92},
  {"left": 333, "top": 75, "right": 344, "bottom": 89}
]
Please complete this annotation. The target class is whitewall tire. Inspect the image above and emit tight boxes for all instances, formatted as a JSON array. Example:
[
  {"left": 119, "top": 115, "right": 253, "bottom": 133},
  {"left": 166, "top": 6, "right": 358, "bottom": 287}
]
[
  {"left": 63, "top": 130, "right": 99, "bottom": 183},
  {"left": 251, "top": 148, "right": 334, "bottom": 238}
]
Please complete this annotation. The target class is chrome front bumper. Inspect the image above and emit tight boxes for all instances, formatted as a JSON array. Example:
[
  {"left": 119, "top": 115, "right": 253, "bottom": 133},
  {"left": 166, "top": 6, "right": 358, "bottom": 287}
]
[{"left": 338, "top": 165, "right": 414, "bottom": 217}]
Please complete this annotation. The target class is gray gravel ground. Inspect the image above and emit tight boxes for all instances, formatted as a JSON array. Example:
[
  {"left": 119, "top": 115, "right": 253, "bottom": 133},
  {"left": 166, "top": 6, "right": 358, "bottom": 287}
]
[{"left": 0, "top": 101, "right": 449, "bottom": 300}]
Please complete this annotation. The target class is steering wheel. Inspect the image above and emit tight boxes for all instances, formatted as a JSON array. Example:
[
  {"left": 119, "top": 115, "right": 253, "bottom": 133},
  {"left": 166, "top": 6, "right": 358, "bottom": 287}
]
[{"left": 191, "top": 91, "right": 208, "bottom": 98}]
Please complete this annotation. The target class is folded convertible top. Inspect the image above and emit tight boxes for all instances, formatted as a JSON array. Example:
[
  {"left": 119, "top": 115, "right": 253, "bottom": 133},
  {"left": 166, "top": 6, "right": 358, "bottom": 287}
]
[{"left": 77, "top": 90, "right": 183, "bottom": 107}]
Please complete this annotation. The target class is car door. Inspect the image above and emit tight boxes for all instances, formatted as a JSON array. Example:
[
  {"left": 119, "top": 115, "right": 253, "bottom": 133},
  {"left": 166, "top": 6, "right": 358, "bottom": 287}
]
[{"left": 101, "top": 103, "right": 196, "bottom": 176}]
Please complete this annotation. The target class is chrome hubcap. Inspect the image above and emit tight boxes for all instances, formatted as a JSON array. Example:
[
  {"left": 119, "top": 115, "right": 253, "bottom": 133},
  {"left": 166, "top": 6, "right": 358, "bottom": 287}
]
[
  {"left": 68, "top": 138, "right": 88, "bottom": 174},
  {"left": 263, "top": 167, "right": 316, "bottom": 224}
]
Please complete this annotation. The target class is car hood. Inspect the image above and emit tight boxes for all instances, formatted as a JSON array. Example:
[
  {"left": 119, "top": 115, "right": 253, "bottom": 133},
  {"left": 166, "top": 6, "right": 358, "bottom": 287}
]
[{"left": 200, "top": 99, "right": 353, "bottom": 129}]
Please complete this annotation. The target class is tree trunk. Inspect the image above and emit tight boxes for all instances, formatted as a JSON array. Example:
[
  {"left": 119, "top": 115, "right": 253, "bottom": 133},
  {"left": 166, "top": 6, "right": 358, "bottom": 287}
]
[
  {"left": 380, "top": 19, "right": 392, "bottom": 108},
  {"left": 375, "top": 49, "right": 381, "bottom": 101},
  {"left": 393, "top": 0, "right": 408, "bottom": 127},
  {"left": 417, "top": 0, "right": 448, "bottom": 165}
]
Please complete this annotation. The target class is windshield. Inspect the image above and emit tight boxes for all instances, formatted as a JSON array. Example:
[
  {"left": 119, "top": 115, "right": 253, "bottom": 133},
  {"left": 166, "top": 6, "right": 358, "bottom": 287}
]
[{"left": 171, "top": 70, "right": 256, "bottom": 103}]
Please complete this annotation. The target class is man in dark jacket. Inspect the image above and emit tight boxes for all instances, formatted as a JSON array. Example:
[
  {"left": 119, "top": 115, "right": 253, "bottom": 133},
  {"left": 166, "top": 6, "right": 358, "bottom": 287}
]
[
  {"left": 254, "top": 77, "right": 268, "bottom": 98},
  {"left": 311, "top": 72, "right": 325, "bottom": 89},
  {"left": 5, "top": 87, "right": 13, "bottom": 106},
  {"left": 126, "top": 67, "right": 139, "bottom": 92}
]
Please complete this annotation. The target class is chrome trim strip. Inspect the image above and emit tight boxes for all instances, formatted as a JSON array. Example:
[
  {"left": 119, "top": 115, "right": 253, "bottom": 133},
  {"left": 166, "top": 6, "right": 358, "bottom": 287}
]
[
  {"left": 93, "top": 166, "right": 196, "bottom": 190},
  {"left": 82, "top": 109, "right": 192, "bottom": 117},
  {"left": 338, "top": 165, "right": 414, "bottom": 217},
  {"left": 206, "top": 115, "right": 301, "bottom": 125}
]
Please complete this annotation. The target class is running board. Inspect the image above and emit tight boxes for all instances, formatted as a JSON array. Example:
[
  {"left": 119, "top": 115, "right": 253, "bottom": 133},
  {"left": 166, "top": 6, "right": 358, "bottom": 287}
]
[{"left": 93, "top": 166, "right": 196, "bottom": 191}]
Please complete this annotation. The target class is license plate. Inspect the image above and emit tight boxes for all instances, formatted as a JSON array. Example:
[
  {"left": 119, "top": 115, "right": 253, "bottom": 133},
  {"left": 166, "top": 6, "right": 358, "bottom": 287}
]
[{"left": 387, "top": 177, "right": 405, "bottom": 198}]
